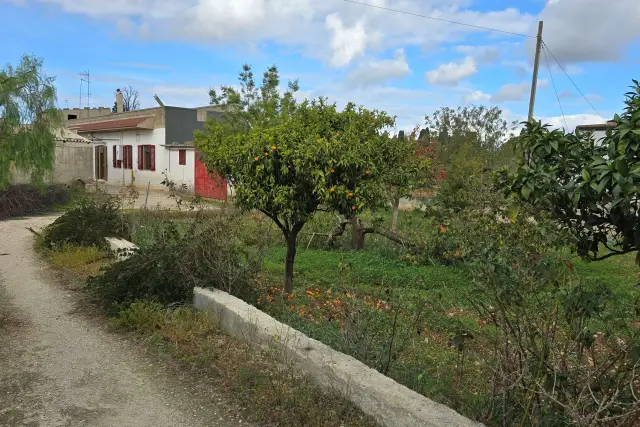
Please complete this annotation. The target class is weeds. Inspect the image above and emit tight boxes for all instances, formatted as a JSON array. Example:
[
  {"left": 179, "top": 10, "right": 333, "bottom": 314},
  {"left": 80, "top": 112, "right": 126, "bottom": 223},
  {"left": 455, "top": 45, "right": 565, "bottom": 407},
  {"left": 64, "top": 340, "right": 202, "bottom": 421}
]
[
  {"left": 113, "top": 300, "right": 379, "bottom": 427},
  {"left": 47, "top": 244, "right": 110, "bottom": 277}
]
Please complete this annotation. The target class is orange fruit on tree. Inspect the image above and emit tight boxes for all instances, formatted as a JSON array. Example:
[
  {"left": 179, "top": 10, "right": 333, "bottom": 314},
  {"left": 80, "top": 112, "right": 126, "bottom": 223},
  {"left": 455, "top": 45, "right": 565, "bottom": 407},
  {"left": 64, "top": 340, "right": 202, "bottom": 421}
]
[
  {"left": 351, "top": 205, "right": 357, "bottom": 211},
  {"left": 271, "top": 145, "right": 277, "bottom": 150},
  {"left": 365, "top": 170, "right": 371, "bottom": 175},
  {"left": 254, "top": 156, "right": 260, "bottom": 161},
  {"left": 264, "top": 152, "right": 269, "bottom": 156},
  {"left": 330, "top": 187, "right": 335, "bottom": 193},
  {"left": 330, "top": 169, "right": 335, "bottom": 173},
  {"left": 347, "top": 192, "right": 353, "bottom": 197}
]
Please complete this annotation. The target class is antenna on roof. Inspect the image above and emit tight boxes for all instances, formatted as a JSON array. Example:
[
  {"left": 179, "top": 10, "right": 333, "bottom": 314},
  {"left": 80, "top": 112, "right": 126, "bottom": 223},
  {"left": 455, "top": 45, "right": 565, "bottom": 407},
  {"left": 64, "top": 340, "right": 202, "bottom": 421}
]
[{"left": 153, "top": 94, "right": 165, "bottom": 107}]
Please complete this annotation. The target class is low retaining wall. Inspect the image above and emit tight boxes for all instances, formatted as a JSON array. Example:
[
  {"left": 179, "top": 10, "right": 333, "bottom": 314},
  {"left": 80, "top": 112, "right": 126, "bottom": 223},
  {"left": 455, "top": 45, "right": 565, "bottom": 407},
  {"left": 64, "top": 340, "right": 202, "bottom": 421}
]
[{"left": 193, "top": 287, "right": 482, "bottom": 427}]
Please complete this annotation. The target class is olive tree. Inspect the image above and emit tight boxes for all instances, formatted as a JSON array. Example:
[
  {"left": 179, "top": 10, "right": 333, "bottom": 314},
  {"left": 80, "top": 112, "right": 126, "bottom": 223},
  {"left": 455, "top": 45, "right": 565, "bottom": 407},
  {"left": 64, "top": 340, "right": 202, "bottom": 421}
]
[
  {"left": 1, "top": 55, "right": 59, "bottom": 189},
  {"left": 497, "top": 80, "right": 640, "bottom": 262},
  {"left": 195, "top": 65, "right": 396, "bottom": 292}
]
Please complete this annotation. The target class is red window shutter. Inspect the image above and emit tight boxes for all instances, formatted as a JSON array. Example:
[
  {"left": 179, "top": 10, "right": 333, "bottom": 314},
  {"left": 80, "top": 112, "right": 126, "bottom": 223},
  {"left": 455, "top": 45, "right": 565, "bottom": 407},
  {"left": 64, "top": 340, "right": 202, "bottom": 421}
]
[
  {"left": 112, "top": 145, "right": 117, "bottom": 168},
  {"left": 126, "top": 146, "right": 133, "bottom": 169},
  {"left": 138, "top": 145, "right": 143, "bottom": 170},
  {"left": 150, "top": 145, "right": 156, "bottom": 171},
  {"left": 179, "top": 149, "right": 186, "bottom": 165}
]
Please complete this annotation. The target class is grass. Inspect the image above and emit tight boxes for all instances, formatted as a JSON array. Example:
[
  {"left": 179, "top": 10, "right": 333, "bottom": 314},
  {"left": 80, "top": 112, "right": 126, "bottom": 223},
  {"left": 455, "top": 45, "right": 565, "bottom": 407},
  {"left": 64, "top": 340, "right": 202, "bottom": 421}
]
[
  {"left": 253, "top": 243, "right": 640, "bottom": 423},
  {"left": 112, "top": 300, "right": 379, "bottom": 427},
  {"left": 45, "top": 244, "right": 111, "bottom": 277}
]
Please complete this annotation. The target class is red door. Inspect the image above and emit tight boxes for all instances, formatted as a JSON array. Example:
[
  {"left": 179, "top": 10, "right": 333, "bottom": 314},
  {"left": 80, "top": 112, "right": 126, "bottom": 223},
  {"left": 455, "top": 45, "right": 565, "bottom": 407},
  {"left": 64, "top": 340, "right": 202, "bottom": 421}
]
[{"left": 194, "top": 153, "right": 227, "bottom": 200}]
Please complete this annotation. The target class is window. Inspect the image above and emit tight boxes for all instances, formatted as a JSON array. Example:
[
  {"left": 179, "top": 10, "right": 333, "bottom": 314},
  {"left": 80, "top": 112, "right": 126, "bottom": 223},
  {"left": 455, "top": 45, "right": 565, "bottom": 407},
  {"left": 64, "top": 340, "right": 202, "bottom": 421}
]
[
  {"left": 178, "top": 149, "right": 186, "bottom": 166},
  {"left": 67, "top": 114, "right": 77, "bottom": 120},
  {"left": 112, "top": 145, "right": 119, "bottom": 168},
  {"left": 123, "top": 145, "right": 133, "bottom": 169},
  {"left": 137, "top": 145, "right": 156, "bottom": 171}
]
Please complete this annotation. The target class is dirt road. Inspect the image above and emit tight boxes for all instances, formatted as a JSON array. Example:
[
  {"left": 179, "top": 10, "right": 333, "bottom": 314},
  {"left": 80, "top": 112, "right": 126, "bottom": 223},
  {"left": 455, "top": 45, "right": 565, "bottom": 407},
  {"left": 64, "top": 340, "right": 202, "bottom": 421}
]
[{"left": 0, "top": 217, "right": 250, "bottom": 427}]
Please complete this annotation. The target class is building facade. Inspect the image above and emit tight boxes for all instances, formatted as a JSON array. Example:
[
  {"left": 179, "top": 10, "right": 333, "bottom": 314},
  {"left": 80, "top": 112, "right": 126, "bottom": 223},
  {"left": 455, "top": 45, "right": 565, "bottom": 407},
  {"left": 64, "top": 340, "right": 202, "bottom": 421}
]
[{"left": 65, "top": 101, "right": 227, "bottom": 200}]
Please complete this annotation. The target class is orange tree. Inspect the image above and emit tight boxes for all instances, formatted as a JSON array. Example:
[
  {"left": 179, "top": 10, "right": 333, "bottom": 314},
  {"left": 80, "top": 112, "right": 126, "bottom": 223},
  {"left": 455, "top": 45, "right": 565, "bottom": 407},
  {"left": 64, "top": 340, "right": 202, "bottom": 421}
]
[
  {"left": 195, "top": 65, "right": 397, "bottom": 293},
  {"left": 497, "top": 80, "right": 640, "bottom": 262}
]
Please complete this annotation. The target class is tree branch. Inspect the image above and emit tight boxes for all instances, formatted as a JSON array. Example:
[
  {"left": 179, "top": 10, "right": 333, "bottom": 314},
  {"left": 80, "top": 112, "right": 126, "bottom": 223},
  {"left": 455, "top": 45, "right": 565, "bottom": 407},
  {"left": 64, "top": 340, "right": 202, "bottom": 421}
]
[
  {"left": 592, "top": 248, "right": 636, "bottom": 261},
  {"left": 259, "top": 209, "right": 288, "bottom": 237}
]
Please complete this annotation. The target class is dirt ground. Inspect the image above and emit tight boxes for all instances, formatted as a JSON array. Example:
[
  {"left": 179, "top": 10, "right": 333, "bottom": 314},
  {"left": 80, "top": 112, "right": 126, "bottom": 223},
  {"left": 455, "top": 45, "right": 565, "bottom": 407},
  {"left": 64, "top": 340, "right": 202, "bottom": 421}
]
[{"left": 0, "top": 216, "right": 252, "bottom": 427}]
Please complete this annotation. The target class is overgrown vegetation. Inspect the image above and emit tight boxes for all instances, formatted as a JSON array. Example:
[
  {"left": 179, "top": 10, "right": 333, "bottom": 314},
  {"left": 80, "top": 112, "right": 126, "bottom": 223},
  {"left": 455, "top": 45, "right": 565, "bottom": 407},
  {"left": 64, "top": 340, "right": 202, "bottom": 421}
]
[
  {"left": 42, "top": 198, "right": 126, "bottom": 249},
  {"left": 88, "top": 213, "right": 262, "bottom": 308},
  {"left": 112, "top": 301, "right": 378, "bottom": 427},
  {"left": 36, "top": 75, "right": 640, "bottom": 426}
]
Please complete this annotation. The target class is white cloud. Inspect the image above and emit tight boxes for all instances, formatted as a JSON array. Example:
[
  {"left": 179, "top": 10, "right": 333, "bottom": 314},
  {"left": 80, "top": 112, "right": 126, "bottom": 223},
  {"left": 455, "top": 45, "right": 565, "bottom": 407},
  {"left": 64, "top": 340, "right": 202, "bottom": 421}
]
[
  {"left": 347, "top": 49, "right": 410, "bottom": 86},
  {"left": 491, "top": 80, "right": 547, "bottom": 102},
  {"left": 455, "top": 45, "right": 501, "bottom": 64},
  {"left": 28, "top": 0, "right": 535, "bottom": 67},
  {"left": 426, "top": 56, "right": 477, "bottom": 86},
  {"left": 325, "top": 13, "right": 368, "bottom": 67},
  {"left": 463, "top": 90, "right": 491, "bottom": 104},
  {"left": 536, "top": 0, "right": 640, "bottom": 63},
  {"left": 541, "top": 113, "right": 605, "bottom": 133}
]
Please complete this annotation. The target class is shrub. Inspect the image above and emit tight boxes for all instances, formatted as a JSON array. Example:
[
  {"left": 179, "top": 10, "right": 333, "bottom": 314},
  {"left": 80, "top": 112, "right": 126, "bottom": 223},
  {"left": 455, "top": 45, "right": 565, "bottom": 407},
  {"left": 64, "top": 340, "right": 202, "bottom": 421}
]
[
  {"left": 0, "top": 183, "right": 73, "bottom": 219},
  {"left": 42, "top": 198, "right": 127, "bottom": 249},
  {"left": 88, "top": 215, "right": 261, "bottom": 308}
]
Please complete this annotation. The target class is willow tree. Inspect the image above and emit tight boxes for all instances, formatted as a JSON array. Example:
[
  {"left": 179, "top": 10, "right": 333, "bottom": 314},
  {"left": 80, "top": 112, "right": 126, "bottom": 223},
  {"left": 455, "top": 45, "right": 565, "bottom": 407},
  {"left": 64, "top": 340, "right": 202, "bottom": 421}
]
[
  {"left": 195, "top": 65, "right": 396, "bottom": 293},
  {"left": 0, "top": 55, "right": 60, "bottom": 189}
]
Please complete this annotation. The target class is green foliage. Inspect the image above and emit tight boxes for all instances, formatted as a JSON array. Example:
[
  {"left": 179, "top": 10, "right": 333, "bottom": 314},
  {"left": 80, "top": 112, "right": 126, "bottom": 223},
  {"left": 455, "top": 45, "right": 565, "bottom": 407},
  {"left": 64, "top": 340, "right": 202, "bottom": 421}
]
[
  {"left": 497, "top": 80, "right": 640, "bottom": 262},
  {"left": 88, "top": 216, "right": 261, "bottom": 308},
  {"left": 1, "top": 55, "right": 60, "bottom": 189},
  {"left": 384, "top": 128, "right": 434, "bottom": 200},
  {"left": 424, "top": 184, "right": 640, "bottom": 425},
  {"left": 196, "top": 64, "right": 400, "bottom": 291},
  {"left": 42, "top": 198, "right": 127, "bottom": 249},
  {"left": 425, "top": 105, "right": 517, "bottom": 168},
  {"left": 429, "top": 143, "right": 491, "bottom": 213}
]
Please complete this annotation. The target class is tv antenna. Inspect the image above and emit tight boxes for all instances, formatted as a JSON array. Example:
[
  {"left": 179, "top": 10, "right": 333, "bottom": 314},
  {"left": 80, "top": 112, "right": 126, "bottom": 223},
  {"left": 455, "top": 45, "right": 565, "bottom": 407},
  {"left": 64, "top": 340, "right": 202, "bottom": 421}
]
[{"left": 79, "top": 70, "right": 91, "bottom": 109}]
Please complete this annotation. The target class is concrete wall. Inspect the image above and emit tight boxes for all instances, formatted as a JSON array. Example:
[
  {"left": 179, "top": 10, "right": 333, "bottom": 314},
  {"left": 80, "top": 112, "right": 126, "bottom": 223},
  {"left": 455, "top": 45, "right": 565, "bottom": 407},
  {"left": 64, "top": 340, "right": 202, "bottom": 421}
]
[
  {"left": 61, "top": 107, "right": 112, "bottom": 121},
  {"left": 193, "top": 287, "right": 482, "bottom": 427},
  {"left": 69, "top": 107, "right": 165, "bottom": 129},
  {"left": 12, "top": 142, "right": 93, "bottom": 184},
  {"left": 164, "top": 107, "right": 204, "bottom": 145}
]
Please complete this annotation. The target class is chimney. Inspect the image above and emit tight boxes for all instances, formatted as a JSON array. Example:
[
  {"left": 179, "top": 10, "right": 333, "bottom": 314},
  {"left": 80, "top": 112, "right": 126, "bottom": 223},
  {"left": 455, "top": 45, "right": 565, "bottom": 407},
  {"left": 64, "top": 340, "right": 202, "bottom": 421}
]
[{"left": 116, "top": 88, "right": 123, "bottom": 113}]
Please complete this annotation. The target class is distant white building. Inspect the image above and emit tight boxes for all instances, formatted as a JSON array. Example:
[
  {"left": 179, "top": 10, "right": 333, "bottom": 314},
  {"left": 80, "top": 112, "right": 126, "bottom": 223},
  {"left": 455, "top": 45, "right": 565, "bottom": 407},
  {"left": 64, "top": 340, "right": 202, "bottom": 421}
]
[
  {"left": 64, "top": 90, "right": 228, "bottom": 200},
  {"left": 575, "top": 120, "right": 617, "bottom": 144}
]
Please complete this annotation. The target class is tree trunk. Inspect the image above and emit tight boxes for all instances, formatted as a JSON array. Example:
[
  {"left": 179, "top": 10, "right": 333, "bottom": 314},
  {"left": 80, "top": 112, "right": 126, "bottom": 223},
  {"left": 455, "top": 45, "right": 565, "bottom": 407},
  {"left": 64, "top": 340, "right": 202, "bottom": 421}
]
[
  {"left": 284, "top": 231, "right": 298, "bottom": 294},
  {"left": 350, "top": 215, "right": 365, "bottom": 251},
  {"left": 391, "top": 197, "right": 400, "bottom": 233}
]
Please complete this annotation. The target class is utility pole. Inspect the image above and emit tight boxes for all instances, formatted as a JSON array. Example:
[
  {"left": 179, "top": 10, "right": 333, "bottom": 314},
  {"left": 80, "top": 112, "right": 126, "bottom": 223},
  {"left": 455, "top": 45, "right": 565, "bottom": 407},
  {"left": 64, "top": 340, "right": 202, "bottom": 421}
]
[{"left": 528, "top": 21, "right": 543, "bottom": 122}]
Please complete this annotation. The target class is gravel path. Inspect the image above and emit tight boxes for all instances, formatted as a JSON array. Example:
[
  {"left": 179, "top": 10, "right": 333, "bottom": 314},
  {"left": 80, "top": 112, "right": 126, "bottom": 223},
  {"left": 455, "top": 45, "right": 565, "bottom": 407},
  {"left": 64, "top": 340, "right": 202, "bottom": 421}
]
[{"left": 0, "top": 217, "right": 251, "bottom": 427}]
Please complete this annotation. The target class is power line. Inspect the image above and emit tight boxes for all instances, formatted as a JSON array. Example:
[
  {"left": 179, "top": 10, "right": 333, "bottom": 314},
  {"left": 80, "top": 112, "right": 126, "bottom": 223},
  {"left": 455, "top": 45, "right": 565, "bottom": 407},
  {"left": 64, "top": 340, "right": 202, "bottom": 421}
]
[
  {"left": 542, "top": 45, "right": 568, "bottom": 132},
  {"left": 542, "top": 41, "right": 605, "bottom": 121},
  {"left": 343, "top": 0, "right": 536, "bottom": 38}
]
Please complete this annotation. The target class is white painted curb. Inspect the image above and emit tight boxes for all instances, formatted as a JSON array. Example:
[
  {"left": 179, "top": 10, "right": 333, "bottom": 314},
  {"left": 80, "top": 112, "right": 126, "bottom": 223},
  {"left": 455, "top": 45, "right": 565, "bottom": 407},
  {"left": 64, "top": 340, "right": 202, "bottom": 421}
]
[
  {"left": 194, "top": 287, "right": 483, "bottom": 427},
  {"left": 105, "top": 237, "right": 138, "bottom": 260}
]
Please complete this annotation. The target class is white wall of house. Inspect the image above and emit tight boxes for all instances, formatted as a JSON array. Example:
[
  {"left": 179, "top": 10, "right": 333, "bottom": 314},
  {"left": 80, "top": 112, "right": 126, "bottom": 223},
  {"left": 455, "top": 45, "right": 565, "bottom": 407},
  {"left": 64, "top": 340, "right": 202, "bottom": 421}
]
[
  {"left": 95, "top": 129, "right": 196, "bottom": 191},
  {"left": 165, "top": 148, "right": 196, "bottom": 191}
]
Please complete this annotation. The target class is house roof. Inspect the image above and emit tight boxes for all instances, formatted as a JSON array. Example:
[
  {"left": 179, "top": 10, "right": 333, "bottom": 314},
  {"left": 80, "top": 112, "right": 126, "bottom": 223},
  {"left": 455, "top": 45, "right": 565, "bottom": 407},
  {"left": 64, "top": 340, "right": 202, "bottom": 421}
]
[
  {"left": 71, "top": 116, "right": 155, "bottom": 132},
  {"left": 575, "top": 121, "right": 617, "bottom": 131},
  {"left": 55, "top": 128, "right": 91, "bottom": 143}
]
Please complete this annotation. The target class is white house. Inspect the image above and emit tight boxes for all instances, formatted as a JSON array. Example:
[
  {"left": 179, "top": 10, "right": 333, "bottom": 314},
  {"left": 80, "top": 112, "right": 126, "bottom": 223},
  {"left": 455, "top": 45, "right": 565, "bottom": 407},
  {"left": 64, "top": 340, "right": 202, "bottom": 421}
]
[
  {"left": 64, "top": 92, "right": 228, "bottom": 200},
  {"left": 575, "top": 120, "right": 617, "bottom": 145}
]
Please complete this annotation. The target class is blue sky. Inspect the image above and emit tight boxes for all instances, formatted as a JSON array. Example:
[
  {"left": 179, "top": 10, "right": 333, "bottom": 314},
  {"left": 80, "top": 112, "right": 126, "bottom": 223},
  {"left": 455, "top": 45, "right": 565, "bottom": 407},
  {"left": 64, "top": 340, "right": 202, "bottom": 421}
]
[{"left": 2, "top": 0, "right": 639, "bottom": 132}]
